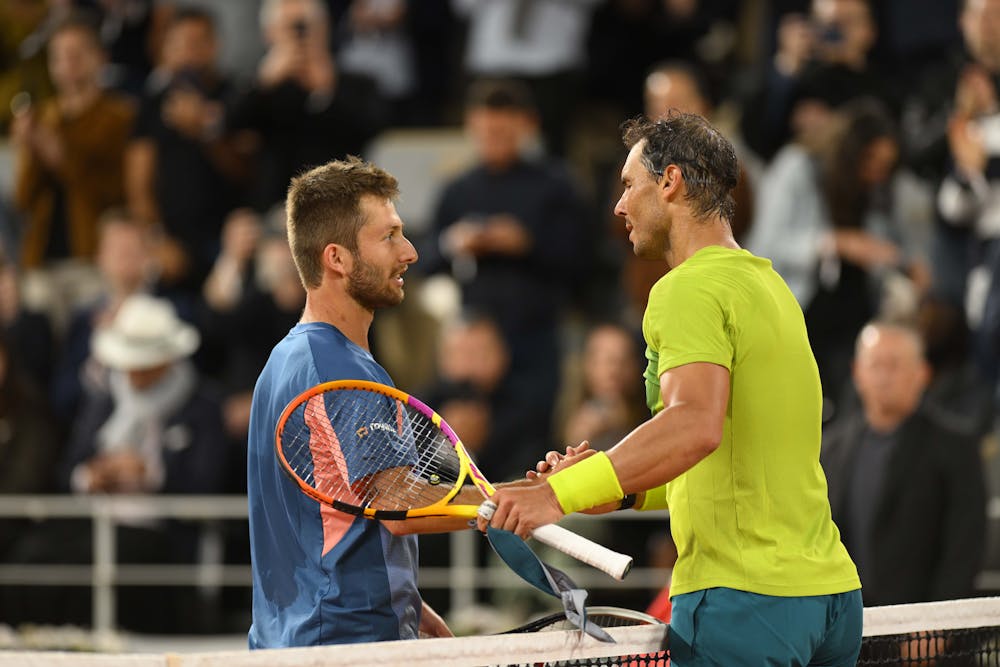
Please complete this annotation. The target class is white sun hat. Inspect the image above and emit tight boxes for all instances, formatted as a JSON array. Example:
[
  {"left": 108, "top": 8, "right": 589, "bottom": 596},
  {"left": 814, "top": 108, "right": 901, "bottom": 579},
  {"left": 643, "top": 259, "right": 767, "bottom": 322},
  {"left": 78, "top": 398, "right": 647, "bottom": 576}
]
[{"left": 92, "top": 294, "right": 200, "bottom": 371}]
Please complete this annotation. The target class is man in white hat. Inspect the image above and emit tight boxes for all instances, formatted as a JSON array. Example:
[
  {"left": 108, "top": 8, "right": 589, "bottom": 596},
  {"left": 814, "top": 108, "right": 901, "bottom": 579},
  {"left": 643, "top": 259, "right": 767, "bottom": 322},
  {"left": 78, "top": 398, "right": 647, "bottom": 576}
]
[{"left": 67, "top": 293, "right": 223, "bottom": 494}]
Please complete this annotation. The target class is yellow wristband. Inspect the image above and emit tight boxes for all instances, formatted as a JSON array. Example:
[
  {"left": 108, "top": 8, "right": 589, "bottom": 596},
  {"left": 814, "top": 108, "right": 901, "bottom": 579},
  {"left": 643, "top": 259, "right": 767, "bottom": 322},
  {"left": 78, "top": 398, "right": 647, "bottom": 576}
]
[
  {"left": 547, "top": 452, "right": 624, "bottom": 515},
  {"left": 636, "top": 482, "right": 669, "bottom": 511}
]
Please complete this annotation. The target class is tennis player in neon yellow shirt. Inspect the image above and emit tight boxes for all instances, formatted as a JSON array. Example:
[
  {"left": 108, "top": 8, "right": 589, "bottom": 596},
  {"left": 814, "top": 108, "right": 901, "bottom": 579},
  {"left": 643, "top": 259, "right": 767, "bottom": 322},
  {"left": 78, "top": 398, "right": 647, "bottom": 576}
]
[{"left": 479, "top": 112, "right": 862, "bottom": 666}]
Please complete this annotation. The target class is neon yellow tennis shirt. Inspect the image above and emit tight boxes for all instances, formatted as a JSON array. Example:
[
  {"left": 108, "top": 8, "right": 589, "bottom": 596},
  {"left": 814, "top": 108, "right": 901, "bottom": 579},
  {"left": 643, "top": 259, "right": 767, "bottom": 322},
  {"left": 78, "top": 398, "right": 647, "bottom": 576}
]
[{"left": 641, "top": 246, "right": 860, "bottom": 598}]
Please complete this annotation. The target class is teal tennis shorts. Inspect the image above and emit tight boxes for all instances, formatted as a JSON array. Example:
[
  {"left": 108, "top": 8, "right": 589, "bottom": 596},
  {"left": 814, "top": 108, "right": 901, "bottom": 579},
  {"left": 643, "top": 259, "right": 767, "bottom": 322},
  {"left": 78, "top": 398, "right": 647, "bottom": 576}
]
[{"left": 668, "top": 587, "right": 863, "bottom": 666}]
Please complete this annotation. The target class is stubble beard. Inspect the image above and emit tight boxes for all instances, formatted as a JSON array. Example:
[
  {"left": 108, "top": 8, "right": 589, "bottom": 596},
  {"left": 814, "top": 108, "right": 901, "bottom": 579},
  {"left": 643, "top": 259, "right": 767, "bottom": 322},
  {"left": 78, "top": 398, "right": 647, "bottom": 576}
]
[
  {"left": 632, "top": 224, "right": 671, "bottom": 261},
  {"left": 347, "top": 256, "right": 403, "bottom": 311}
]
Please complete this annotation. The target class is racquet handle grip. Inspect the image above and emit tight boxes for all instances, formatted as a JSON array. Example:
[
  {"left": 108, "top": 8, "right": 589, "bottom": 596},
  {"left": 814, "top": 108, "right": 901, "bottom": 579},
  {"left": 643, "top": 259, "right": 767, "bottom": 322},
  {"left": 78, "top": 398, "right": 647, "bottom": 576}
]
[{"left": 530, "top": 523, "right": 633, "bottom": 580}]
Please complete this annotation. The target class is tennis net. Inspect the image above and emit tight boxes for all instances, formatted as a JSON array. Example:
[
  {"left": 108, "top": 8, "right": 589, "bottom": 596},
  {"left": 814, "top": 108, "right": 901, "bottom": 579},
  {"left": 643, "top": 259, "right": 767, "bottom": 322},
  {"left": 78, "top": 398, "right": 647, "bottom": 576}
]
[{"left": 0, "top": 597, "right": 999, "bottom": 667}]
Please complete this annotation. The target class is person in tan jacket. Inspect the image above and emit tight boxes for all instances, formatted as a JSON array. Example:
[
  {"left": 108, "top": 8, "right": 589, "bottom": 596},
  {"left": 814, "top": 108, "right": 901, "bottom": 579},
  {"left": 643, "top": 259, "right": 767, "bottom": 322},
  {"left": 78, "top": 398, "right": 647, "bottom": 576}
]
[{"left": 11, "top": 13, "right": 134, "bottom": 327}]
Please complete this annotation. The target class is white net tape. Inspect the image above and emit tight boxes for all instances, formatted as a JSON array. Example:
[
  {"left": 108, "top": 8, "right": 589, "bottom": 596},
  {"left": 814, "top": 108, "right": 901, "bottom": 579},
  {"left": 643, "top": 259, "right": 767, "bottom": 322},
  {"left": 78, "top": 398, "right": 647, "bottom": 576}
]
[
  {"left": 863, "top": 596, "right": 1000, "bottom": 636},
  {"left": 0, "top": 625, "right": 667, "bottom": 667},
  {"left": 4, "top": 598, "right": 1000, "bottom": 667}
]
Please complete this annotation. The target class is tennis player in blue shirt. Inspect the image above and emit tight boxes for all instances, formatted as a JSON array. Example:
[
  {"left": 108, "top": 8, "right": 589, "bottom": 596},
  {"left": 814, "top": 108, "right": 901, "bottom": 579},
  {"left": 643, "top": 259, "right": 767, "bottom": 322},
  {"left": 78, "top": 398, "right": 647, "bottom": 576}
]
[{"left": 247, "top": 157, "right": 477, "bottom": 648}]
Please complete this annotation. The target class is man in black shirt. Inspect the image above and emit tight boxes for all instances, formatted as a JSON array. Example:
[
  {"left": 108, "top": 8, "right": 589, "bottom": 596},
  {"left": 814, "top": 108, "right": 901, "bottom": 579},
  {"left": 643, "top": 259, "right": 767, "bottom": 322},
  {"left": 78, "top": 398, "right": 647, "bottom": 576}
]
[
  {"left": 228, "top": 0, "right": 388, "bottom": 211},
  {"left": 422, "top": 80, "right": 592, "bottom": 479}
]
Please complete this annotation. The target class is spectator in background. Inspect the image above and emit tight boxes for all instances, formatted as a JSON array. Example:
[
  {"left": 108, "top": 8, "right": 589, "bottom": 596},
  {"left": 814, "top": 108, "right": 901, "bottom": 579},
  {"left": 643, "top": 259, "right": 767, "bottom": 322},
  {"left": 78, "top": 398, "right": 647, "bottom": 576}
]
[
  {"left": 50, "top": 209, "right": 158, "bottom": 426},
  {"left": 423, "top": 80, "right": 591, "bottom": 467},
  {"left": 935, "top": 0, "right": 1000, "bottom": 385},
  {"left": 331, "top": 0, "right": 417, "bottom": 125},
  {"left": 453, "top": 0, "right": 600, "bottom": 157},
  {"left": 917, "top": 293, "right": 995, "bottom": 441},
  {"left": 3, "top": 293, "right": 228, "bottom": 632},
  {"left": 740, "top": 0, "right": 888, "bottom": 163},
  {"left": 161, "top": 1, "right": 267, "bottom": 87},
  {"left": 584, "top": 0, "right": 742, "bottom": 122},
  {"left": 748, "top": 99, "right": 929, "bottom": 405},
  {"left": 92, "top": 0, "right": 168, "bottom": 96},
  {"left": 63, "top": 292, "right": 226, "bottom": 498},
  {"left": 821, "top": 321, "right": 986, "bottom": 606},
  {"left": 0, "top": 250, "right": 55, "bottom": 393},
  {"left": 0, "top": 332, "right": 60, "bottom": 560},
  {"left": 805, "top": 100, "right": 930, "bottom": 400},
  {"left": 200, "top": 206, "right": 304, "bottom": 492},
  {"left": 229, "top": 0, "right": 388, "bottom": 211},
  {"left": 420, "top": 311, "right": 544, "bottom": 480},
  {"left": 12, "top": 13, "right": 135, "bottom": 330},
  {"left": 0, "top": 331, "right": 57, "bottom": 494},
  {"left": 560, "top": 322, "right": 646, "bottom": 453},
  {"left": 126, "top": 6, "right": 249, "bottom": 296}
]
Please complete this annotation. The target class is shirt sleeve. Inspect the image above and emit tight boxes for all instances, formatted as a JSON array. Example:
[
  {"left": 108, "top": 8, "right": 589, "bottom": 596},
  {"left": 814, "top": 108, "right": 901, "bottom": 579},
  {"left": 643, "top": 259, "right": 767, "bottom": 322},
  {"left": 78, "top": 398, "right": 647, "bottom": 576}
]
[{"left": 644, "top": 273, "right": 734, "bottom": 377}]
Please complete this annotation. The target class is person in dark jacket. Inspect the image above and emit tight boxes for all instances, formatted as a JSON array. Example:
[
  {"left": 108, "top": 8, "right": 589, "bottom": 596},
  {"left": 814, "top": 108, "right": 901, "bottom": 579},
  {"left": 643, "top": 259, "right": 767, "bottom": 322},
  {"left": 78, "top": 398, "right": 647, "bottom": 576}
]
[
  {"left": 422, "top": 79, "right": 591, "bottom": 467},
  {"left": 821, "top": 320, "right": 987, "bottom": 606}
]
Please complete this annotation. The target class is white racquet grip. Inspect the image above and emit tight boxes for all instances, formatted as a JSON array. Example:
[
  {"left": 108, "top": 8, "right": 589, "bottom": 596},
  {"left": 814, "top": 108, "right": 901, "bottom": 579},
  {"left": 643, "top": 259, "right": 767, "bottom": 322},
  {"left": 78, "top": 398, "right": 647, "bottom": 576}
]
[{"left": 530, "top": 523, "right": 633, "bottom": 581}]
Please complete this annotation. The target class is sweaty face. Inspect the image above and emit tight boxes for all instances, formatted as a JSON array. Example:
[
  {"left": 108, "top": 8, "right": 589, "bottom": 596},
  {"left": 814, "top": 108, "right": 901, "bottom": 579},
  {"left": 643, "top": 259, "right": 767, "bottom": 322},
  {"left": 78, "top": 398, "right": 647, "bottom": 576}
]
[
  {"left": 346, "top": 197, "right": 417, "bottom": 311},
  {"left": 614, "top": 141, "right": 670, "bottom": 261}
]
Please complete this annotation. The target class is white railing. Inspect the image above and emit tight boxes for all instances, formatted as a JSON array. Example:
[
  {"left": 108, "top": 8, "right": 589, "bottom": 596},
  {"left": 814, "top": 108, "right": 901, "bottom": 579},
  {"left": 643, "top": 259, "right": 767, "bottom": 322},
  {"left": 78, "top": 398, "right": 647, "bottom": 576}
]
[
  {"left": 0, "top": 495, "right": 672, "bottom": 638},
  {"left": 0, "top": 494, "right": 997, "bottom": 641}
]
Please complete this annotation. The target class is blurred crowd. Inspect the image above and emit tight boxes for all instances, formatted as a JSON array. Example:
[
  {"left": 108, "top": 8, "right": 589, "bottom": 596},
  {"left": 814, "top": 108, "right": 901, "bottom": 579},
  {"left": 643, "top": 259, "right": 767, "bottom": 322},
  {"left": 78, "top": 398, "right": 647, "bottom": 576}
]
[{"left": 0, "top": 0, "right": 998, "bottom": 634}]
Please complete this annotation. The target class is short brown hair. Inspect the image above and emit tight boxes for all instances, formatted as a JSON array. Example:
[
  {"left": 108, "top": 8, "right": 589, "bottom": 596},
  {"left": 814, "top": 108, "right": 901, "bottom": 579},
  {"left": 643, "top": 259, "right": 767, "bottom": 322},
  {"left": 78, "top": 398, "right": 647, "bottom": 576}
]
[{"left": 286, "top": 157, "right": 399, "bottom": 288}]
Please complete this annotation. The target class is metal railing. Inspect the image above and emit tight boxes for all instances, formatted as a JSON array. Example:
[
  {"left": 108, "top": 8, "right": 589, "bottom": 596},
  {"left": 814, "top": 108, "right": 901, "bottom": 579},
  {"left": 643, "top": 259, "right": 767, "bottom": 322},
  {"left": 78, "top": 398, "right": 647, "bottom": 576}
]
[
  {"left": 0, "top": 495, "right": 672, "bottom": 638},
  {"left": 0, "top": 494, "right": 997, "bottom": 640}
]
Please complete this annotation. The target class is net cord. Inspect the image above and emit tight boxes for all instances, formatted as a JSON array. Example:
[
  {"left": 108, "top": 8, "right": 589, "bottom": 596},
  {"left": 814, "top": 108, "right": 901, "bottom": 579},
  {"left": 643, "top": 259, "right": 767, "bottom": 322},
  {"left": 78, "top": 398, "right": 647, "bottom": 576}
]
[
  {"left": 177, "top": 625, "right": 665, "bottom": 667},
  {"left": 862, "top": 596, "right": 1000, "bottom": 636}
]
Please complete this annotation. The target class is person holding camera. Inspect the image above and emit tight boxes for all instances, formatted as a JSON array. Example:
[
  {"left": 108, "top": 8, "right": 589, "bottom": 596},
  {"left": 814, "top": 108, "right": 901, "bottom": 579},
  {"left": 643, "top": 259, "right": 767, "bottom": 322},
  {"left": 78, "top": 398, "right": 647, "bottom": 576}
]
[
  {"left": 229, "top": 0, "right": 389, "bottom": 212},
  {"left": 740, "top": 0, "right": 891, "bottom": 162},
  {"left": 125, "top": 6, "right": 250, "bottom": 297}
]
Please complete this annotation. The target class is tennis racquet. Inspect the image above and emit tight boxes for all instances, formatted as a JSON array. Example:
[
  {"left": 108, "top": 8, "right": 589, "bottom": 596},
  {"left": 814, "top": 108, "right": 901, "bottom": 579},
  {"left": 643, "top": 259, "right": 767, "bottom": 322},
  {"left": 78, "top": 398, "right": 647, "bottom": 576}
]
[{"left": 274, "top": 379, "right": 633, "bottom": 580}]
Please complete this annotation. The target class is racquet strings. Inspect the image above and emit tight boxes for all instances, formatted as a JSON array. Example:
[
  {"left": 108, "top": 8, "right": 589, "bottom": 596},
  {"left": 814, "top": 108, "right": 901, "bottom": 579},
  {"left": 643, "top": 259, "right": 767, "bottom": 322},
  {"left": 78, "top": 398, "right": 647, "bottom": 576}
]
[{"left": 279, "top": 387, "right": 465, "bottom": 513}]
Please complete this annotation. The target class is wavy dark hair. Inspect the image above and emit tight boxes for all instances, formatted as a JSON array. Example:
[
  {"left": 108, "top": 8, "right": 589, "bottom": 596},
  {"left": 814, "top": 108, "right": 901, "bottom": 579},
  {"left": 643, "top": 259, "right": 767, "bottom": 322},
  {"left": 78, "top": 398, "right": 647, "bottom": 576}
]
[{"left": 621, "top": 112, "right": 738, "bottom": 224}]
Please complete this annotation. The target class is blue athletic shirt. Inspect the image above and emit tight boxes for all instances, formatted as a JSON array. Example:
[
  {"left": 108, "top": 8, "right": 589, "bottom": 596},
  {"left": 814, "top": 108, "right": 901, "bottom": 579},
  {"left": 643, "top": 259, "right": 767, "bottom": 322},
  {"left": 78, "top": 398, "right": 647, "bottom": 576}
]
[{"left": 247, "top": 322, "right": 421, "bottom": 648}]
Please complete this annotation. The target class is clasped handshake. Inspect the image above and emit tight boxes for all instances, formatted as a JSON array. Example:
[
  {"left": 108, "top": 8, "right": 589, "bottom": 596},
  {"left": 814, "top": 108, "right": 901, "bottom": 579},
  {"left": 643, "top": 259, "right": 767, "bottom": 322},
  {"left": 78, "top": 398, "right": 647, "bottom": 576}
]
[{"left": 473, "top": 441, "right": 604, "bottom": 539}]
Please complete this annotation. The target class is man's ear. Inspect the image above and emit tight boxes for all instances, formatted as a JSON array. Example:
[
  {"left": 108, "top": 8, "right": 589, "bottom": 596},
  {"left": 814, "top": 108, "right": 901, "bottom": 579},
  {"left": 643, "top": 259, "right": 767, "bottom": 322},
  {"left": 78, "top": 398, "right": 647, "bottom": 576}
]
[
  {"left": 323, "top": 243, "right": 352, "bottom": 278},
  {"left": 660, "top": 164, "right": 683, "bottom": 200}
]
